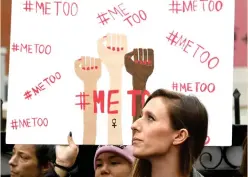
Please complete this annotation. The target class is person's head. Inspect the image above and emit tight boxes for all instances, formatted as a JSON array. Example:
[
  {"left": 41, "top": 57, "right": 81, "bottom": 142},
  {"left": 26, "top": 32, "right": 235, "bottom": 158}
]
[
  {"left": 94, "top": 145, "right": 135, "bottom": 177},
  {"left": 9, "top": 144, "right": 55, "bottom": 177},
  {"left": 240, "top": 137, "right": 247, "bottom": 177},
  {"left": 131, "top": 89, "right": 208, "bottom": 177}
]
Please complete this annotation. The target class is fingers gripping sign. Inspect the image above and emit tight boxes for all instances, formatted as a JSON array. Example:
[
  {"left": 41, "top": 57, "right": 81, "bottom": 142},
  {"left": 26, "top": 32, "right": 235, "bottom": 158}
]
[{"left": 55, "top": 132, "right": 79, "bottom": 169}]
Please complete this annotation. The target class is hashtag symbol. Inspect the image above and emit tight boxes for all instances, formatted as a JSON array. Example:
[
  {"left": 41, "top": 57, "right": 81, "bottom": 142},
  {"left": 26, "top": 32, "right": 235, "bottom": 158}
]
[
  {"left": 10, "top": 119, "right": 18, "bottom": 130},
  {"left": 24, "top": 90, "right": 32, "bottom": 100},
  {"left": 172, "top": 82, "right": 178, "bottom": 91},
  {"left": 169, "top": 0, "right": 182, "bottom": 13},
  {"left": 97, "top": 12, "right": 110, "bottom": 25},
  {"left": 75, "top": 92, "right": 90, "bottom": 110},
  {"left": 12, "top": 43, "right": 19, "bottom": 52},
  {"left": 166, "top": 30, "right": 179, "bottom": 45},
  {"left": 23, "top": 0, "right": 33, "bottom": 12}
]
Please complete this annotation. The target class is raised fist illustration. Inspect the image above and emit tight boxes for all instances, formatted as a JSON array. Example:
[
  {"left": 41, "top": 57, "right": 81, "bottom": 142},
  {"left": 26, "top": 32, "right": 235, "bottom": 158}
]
[
  {"left": 74, "top": 56, "right": 102, "bottom": 144},
  {"left": 125, "top": 48, "right": 154, "bottom": 89},
  {"left": 97, "top": 33, "right": 127, "bottom": 144},
  {"left": 125, "top": 48, "right": 154, "bottom": 122},
  {"left": 97, "top": 33, "right": 127, "bottom": 69},
  {"left": 74, "top": 56, "right": 102, "bottom": 83}
]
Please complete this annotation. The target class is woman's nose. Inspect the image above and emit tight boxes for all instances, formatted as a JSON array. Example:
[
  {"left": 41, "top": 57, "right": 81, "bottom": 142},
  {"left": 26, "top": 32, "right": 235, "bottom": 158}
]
[
  {"left": 100, "top": 164, "right": 110, "bottom": 174},
  {"left": 131, "top": 122, "right": 136, "bottom": 131},
  {"left": 131, "top": 118, "right": 141, "bottom": 131}
]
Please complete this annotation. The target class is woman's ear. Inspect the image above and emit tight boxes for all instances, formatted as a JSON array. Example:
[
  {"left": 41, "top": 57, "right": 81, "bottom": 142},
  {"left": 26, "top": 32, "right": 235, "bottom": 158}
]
[
  {"left": 172, "top": 129, "right": 189, "bottom": 145},
  {"left": 41, "top": 162, "right": 53, "bottom": 174}
]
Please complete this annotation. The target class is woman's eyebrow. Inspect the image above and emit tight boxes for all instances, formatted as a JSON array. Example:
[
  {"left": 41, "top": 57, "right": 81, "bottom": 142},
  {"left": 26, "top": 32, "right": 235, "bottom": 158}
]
[
  {"left": 109, "top": 155, "right": 117, "bottom": 159},
  {"left": 142, "top": 109, "right": 156, "bottom": 117},
  {"left": 96, "top": 159, "right": 102, "bottom": 162}
]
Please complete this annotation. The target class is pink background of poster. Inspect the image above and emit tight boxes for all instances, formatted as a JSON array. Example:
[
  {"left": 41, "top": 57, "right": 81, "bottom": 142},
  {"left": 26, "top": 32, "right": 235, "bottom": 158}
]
[{"left": 234, "top": 0, "right": 247, "bottom": 67}]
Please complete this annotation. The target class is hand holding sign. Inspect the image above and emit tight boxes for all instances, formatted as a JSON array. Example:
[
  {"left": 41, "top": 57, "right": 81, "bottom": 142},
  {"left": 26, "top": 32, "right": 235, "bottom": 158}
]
[
  {"left": 55, "top": 132, "right": 79, "bottom": 169},
  {"left": 125, "top": 48, "right": 154, "bottom": 121}
]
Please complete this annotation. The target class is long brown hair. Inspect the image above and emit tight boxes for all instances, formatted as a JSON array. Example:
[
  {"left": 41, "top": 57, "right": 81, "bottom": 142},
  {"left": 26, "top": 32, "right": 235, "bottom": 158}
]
[
  {"left": 240, "top": 136, "right": 247, "bottom": 177},
  {"left": 132, "top": 89, "right": 208, "bottom": 177}
]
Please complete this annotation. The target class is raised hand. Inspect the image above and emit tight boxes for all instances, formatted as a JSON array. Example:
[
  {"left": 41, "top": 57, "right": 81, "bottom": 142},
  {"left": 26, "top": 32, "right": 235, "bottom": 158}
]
[
  {"left": 74, "top": 56, "right": 102, "bottom": 83},
  {"left": 97, "top": 33, "right": 127, "bottom": 70},
  {"left": 74, "top": 56, "right": 102, "bottom": 144},
  {"left": 125, "top": 48, "right": 154, "bottom": 86},
  {"left": 125, "top": 48, "right": 154, "bottom": 122},
  {"left": 55, "top": 132, "right": 79, "bottom": 168},
  {"left": 97, "top": 33, "right": 128, "bottom": 145}
]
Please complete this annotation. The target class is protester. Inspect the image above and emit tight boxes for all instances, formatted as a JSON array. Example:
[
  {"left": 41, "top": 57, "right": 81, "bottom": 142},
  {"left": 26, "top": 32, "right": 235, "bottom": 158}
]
[
  {"left": 131, "top": 89, "right": 207, "bottom": 177},
  {"left": 9, "top": 144, "right": 54, "bottom": 177},
  {"left": 9, "top": 132, "right": 79, "bottom": 177},
  {"left": 94, "top": 145, "right": 135, "bottom": 177},
  {"left": 41, "top": 88, "right": 208, "bottom": 177}
]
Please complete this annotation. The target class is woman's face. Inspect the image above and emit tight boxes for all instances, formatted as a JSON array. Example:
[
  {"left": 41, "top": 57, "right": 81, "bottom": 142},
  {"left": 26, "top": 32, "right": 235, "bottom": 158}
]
[
  {"left": 95, "top": 152, "right": 132, "bottom": 177},
  {"left": 131, "top": 97, "right": 178, "bottom": 158}
]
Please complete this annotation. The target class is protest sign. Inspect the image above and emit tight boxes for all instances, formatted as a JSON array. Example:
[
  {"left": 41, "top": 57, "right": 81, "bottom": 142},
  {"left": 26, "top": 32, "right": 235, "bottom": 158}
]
[{"left": 7, "top": 0, "right": 234, "bottom": 145}]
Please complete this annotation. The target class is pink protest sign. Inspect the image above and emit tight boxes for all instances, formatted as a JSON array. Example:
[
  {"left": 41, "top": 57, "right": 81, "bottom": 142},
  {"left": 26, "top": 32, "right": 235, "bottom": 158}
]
[{"left": 234, "top": 0, "right": 247, "bottom": 67}]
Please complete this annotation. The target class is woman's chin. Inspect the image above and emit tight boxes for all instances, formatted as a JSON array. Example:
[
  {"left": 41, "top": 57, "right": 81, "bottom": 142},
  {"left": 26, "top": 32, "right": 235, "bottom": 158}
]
[{"left": 133, "top": 147, "right": 146, "bottom": 158}]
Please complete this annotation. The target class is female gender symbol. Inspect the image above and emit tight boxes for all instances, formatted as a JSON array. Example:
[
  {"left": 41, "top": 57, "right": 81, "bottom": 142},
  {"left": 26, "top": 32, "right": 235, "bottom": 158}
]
[{"left": 112, "top": 118, "right": 117, "bottom": 128}]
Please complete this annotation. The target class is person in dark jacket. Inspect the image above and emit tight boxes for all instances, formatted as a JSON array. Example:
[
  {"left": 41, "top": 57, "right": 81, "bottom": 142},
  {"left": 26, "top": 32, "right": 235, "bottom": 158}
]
[{"left": 9, "top": 132, "right": 79, "bottom": 177}]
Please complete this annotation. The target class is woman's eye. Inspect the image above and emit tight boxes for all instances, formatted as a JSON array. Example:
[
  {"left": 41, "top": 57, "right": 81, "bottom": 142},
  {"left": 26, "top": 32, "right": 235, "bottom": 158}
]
[
  {"left": 148, "top": 115, "right": 154, "bottom": 121},
  {"left": 111, "top": 161, "right": 120, "bottom": 165},
  {"left": 96, "top": 164, "right": 102, "bottom": 168}
]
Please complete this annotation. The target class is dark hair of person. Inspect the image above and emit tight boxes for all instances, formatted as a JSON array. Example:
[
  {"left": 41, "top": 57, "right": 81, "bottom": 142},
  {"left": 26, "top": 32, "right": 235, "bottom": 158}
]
[
  {"left": 132, "top": 89, "right": 208, "bottom": 177},
  {"left": 35, "top": 145, "right": 55, "bottom": 168}
]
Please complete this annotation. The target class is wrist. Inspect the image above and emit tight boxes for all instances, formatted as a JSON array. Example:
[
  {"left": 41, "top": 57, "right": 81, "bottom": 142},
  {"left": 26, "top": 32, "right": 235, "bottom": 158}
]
[
  {"left": 84, "top": 82, "right": 97, "bottom": 91},
  {"left": 132, "top": 77, "right": 147, "bottom": 90},
  {"left": 132, "top": 83, "right": 146, "bottom": 91},
  {"left": 110, "top": 80, "right": 122, "bottom": 91},
  {"left": 54, "top": 166, "right": 68, "bottom": 177},
  {"left": 54, "top": 161, "right": 78, "bottom": 176},
  {"left": 55, "top": 159, "right": 73, "bottom": 168}
]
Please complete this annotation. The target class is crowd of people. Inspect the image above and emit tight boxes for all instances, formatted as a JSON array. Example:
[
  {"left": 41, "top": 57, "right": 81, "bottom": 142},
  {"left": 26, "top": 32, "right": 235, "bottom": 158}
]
[{"left": 7, "top": 89, "right": 247, "bottom": 177}]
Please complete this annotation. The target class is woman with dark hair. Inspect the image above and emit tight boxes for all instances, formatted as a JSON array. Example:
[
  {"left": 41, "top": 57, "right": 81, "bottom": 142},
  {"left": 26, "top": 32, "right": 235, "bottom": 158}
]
[
  {"left": 51, "top": 88, "right": 208, "bottom": 177},
  {"left": 131, "top": 89, "right": 207, "bottom": 177},
  {"left": 94, "top": 145, "right": 134, "bottom": 177}
]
